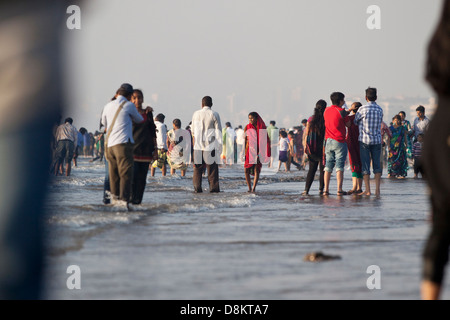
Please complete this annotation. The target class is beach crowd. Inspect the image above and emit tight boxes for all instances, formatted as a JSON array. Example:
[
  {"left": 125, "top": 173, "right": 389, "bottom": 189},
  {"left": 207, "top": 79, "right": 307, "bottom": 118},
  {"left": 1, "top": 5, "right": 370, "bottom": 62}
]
[{"left": 51, "top": 85, "right": 430, "bottom": 202}]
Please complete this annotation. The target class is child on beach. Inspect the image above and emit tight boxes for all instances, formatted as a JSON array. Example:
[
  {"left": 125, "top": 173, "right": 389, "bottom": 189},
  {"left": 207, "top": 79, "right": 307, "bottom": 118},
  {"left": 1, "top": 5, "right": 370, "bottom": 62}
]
[
  {"left": 278, "top": 131, "right": 290, "bottom": 172},
  {"left": 412, "top": 133, "right": 425, "bottom": 178}
]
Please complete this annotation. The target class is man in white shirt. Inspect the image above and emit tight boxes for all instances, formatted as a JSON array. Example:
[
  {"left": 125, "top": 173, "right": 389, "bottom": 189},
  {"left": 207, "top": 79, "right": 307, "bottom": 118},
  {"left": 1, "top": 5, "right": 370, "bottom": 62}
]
[
  {"left": 101, "top": 83, "right": 144, "bottom": 206},
  {"left": 151, "top": 113, "right": 168, "bottom": 177},
  {"left": 191, "top": 96, "right": 222, "bottom": 193},
  {"left": 235, "top": 125, "right": 246, "bottom": 164},
  {"left": 54, "top": 117, "right": 78, "bottom": 176},
  {"left": 412, "top": 105, "right": 430, "bottom": 141}
]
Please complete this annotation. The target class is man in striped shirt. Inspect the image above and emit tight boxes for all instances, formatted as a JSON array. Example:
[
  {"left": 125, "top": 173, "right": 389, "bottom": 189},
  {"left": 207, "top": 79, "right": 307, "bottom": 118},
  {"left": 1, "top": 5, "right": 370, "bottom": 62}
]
[{"left": 354, "top": 87, "right": 384, "bottom": 196}]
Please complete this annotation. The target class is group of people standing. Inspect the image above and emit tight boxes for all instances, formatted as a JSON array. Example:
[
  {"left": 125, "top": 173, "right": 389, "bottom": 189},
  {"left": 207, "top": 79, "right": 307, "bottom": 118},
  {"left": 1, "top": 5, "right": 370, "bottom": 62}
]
[{"left": 299, "top": 87, "right": 431, "bottom": 198}]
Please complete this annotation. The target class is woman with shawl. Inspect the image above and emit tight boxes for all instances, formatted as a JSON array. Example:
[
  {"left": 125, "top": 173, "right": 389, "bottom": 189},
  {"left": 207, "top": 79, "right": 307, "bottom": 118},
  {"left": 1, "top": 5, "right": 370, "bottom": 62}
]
[{"left": 244, "top": 112, "right": 271, "bottom": 192}]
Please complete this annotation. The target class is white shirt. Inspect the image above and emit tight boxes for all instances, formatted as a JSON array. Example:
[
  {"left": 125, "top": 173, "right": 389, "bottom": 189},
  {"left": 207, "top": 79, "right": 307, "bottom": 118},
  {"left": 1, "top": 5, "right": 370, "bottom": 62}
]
[
  {"left": 191, "top": 106, "right": 222, "bottom": 152},
  {"left": 235, "top": 128, "right": 245, "bottom": 145},
  {"left": 55, "top": 122, "right": 78, "bottom": 146},
  {"left": 279, "top": 137, "right": 289, "bottom": 151},
  {"left": 155, "top": 120, "right": 168, "bottom": 150},
  {"left": 412, "top": 116, "right": 430, "bottom": 138},
  {"left": 101, "top": 95, "right": 144, "bottom": 148}
]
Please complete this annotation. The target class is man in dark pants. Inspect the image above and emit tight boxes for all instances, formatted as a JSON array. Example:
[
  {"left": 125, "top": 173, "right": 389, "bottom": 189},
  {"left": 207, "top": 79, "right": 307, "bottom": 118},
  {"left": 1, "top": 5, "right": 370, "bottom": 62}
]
[
  {"left": 421, "top": 0, "right": 450, "bottom": 300},
  {"left": 101, "top": 83, "right": 144, "bottom": 207},
  {"left": 191, "top": 96, "right": 222, "bottom": 193}
]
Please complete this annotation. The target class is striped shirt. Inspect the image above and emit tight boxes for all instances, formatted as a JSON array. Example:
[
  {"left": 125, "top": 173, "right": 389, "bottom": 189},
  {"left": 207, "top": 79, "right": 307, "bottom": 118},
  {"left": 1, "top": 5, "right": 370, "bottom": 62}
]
[
  {"left": 354, "top": 101, "right": 383, "bottom": 145},
  {"left": 412, "top": 141, "right": 423, "bottom": 159}
]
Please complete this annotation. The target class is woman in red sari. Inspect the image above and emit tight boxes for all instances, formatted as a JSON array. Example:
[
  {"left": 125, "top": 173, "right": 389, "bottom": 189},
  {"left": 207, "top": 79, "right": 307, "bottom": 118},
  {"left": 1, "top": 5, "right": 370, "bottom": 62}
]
[{"left": 244, "top": 112, "right": 271, "bottom": 192}]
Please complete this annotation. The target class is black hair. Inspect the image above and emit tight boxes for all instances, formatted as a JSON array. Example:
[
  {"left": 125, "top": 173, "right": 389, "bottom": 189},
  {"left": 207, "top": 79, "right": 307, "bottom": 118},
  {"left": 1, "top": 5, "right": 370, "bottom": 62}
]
[
  {"left": 133, "top": 89, "right": 144, "bottom": 99},
  {"left": 155, "top": 113, "right": 165, "bottom": 122},
  {"left": 248, "top": 112, "right": 259, "bottom": 119},
  {"left": 392, "top": 114, "right": 402, "bottom": 122},
  {"left": 280, "top": 131, "right": 287, "bottom": 138},
  {"left": 117, "top": 88, "right": 133, "bottom": 99},
  {"left": 270, "top": 120, "right": 276, "bottom": 125},
  {"left": 352, "top": 102, "right": 363, "bottom": 112},
  {"left": 310, "top": 99, "right": 327, "bottom": 134},
  {"left": 65, "top": 117, "right": 73, "bottom": 124},
  {"left": 365, "top": 87, "right": 377, "bottom": 101},
  {"left": 399, "top": 111, "right": 406, "bottom": 117},
  {"left": 225, "top": 122, "right": 231, "bottom": 127},
  {"left": 202, "top": 96, "right": 213, "bottom": 107},
  {"left": 173, "top": 118, "right": 181, "bottom": 128},
  {"left": 330, "top": 92, "right": 345, "bottom": 105},
  {"left": 416, "top": 105, "right": 425, "bottom": 113}
]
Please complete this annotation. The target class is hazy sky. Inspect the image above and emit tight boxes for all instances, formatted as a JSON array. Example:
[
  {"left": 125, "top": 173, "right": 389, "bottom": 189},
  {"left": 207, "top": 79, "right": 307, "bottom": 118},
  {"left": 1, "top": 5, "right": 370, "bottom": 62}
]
[{"left": 62, "top": 0, "right": 443, "bottom": 132}]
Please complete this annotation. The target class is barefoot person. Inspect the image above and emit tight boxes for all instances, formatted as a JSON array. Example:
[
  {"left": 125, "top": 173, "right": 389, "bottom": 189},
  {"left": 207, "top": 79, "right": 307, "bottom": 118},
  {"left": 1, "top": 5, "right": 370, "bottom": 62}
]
[
  {"left": 354, "top": 87, "right": 384, "bottom": 196},
  {"left": 346, "top": 102, "right": 363, "bottom": 194},
  {"left": 191, "top": 96, "right": 222, "bottom": 193},
  {"left": 322, "top": 92, "right": 352, "bottom": 196},
  {"left": 244, "top": 112, "right": 270, "bottom": 192}
]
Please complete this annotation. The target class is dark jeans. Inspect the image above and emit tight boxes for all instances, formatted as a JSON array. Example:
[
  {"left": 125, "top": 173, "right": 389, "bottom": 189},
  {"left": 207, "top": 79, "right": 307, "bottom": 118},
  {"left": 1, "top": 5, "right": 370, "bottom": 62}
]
[
  {"left": 304, "top": 157, "right": 324, "bottom": 193},
  {"left": 193, "top": 150, "right": 220, "bottom": 193},
  {"left": 422, "top": 95, "right": 450, "bottom": 285},
  {"left": 131, "top": 161, "right": 150, "bottom": 204}
]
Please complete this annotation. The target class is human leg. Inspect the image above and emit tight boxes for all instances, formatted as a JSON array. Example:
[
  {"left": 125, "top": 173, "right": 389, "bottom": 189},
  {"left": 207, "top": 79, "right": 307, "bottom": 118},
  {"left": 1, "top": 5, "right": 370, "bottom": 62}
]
[
  {"left": 370, "top": 144, "right": 382, "bottom": 196},
  {"left": 106, "top": 147, "right": 120, "bottom": 199},
  {"left": 114, "top": 143, "right": 134, "bottom": 202},
  {"left": 245, "top": 168, "right": 252, "bottom": 192},
  {"left": 193, "top": 150, "right": 204, "bottom": 192},
  {"left": 334, "top": 141, "right": 348, "bottom": 194},
  {"left": 359, "top": 142, "right": 372, "bottom": 195},
  {"left": 304, "top": 159, "right": 319, "bottom": 194}
]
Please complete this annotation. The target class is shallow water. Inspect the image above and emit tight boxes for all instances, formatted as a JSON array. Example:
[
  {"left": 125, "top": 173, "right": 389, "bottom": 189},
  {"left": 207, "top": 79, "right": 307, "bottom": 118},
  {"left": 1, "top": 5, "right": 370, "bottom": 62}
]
[{"left": 42, "top": 157, "right": 449, "bottom": 300}]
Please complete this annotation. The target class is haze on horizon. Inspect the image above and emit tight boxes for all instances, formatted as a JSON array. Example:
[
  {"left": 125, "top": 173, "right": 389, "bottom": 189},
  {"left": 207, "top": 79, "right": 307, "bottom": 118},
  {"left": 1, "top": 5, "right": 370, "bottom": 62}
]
[{"left": 62, "top": 0, "right": 443, "bottom": 132}]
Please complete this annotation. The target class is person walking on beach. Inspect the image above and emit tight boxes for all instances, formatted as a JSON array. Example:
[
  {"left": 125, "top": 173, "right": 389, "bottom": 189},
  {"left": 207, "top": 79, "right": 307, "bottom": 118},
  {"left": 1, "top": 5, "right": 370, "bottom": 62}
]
[
  {"left": 54, "top": 117, "right": 78, "bottom": 176},
  {"left": 167, "top": 118, "right": 190, "bottom": 177},
  {"left": 235, "top": 125, "right": 245, "bottom": 163},
  {"left": 278, "top": 130, "right": 290, "bottom": 172},
  {"left": 267, "top": 120, "right": 278, "bottom": 168},
  {"left": 221, "top": 122, "right": 236, "bottom": 166},
  {"left": 101, "top": 83, "right": 144, "bottom": 207},
  {"left": 354, "top": 87, "right": 384, "bottom": 196},
  {"left": 302, "top": 99, "right": 327, "bottom": 196},
  {"left": 421, "top": 0, "right": 450, "bottom": 300},
  {"left": 322, "top": 92, "right": 352, "bottom": 196},
  {"left": 398, "top": 111, "right": 413, "bottom": 160},
  {"left": 387, "top": 115, "right": 408, "bottom": 179},
  {"left": 412, "top": 105, "right": 430, "bottom": 141},
  {"left": 412, "top": 133, "right": 425, "bottom": 179},
  {"left": 130, "top": 89, "right": 157, "bottom": 205},
  {"left": 346, "top": 102, "right": 363, "bottom": 194},
  {"left": 151, "top": 113, "right": 168, "bottom": 177},
  {"left": 244, "top": 112, "right": 270, "bottom": 192},
  {"left": 191, "top": 96, "right": 222, "bottom": 193}
]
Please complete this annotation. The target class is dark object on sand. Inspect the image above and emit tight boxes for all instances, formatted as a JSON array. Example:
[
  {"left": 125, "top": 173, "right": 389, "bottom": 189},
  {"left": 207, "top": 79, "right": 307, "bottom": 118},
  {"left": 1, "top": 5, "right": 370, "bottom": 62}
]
[{"left": 303, "top": 251, "right": 342, "bottom": 262}]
